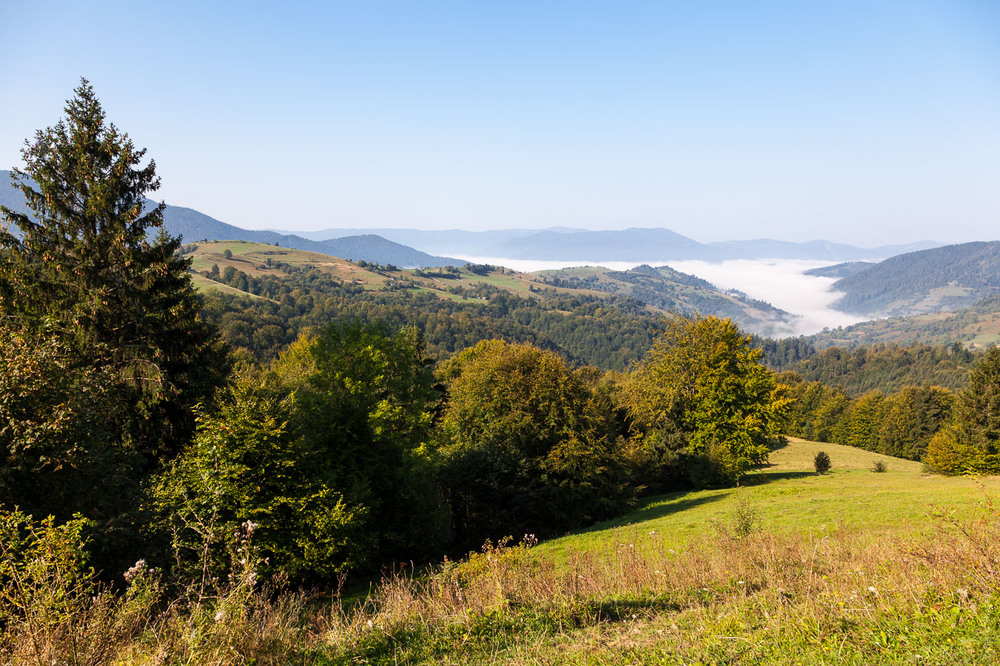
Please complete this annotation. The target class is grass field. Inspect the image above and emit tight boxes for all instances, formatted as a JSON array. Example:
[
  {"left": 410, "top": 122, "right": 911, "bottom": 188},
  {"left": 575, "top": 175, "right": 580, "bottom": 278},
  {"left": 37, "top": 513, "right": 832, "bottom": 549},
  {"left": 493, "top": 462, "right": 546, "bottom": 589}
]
[{"left": 15, "top": 438, "right": 1000, "bottom": 663}]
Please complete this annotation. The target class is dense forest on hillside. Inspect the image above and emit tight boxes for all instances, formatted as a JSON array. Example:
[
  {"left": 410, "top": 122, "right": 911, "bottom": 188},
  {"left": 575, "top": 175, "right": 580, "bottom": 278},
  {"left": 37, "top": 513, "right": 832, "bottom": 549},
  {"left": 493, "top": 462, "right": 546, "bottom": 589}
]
[
  {"left": 832, "top": 241, "right": 1000, "bottom": 316},
  {"left": 536, "top": 263, "right": 794, "bottom": 336},
  {"left": 196, "top": 259, "right": 666, "bottom": 370},
  {"left": 778, "top": 343, "right": 977, "bottom": 395}
]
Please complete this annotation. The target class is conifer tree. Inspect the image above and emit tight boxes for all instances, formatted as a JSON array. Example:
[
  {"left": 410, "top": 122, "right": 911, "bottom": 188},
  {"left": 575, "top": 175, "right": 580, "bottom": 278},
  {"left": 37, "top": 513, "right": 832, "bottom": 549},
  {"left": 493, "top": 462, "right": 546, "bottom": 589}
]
[{"left": 0, "top": 79, "right": 224, "bottom": 466}]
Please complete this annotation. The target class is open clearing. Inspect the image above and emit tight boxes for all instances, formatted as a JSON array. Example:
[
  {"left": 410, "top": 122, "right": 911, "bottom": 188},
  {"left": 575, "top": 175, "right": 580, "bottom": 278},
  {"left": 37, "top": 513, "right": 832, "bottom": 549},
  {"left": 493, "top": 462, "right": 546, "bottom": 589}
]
[{"left": 333, "top": 438, "right": 1000, "bottom": 664}]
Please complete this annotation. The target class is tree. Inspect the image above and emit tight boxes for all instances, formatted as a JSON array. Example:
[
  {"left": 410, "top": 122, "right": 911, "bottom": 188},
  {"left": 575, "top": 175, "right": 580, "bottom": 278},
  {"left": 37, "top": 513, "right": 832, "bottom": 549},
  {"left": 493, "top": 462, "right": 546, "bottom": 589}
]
[
  {"left": 623, "top": 314, "right": 790, "bottom": 485},
  {"left": 947, "top": 347, "right": 1000, "bottom": 473},
  {"left": 149, "top": 363, "right": 370, "bottom": 585},
  {"left": 436, "top": 340, "right": 629, "bottom": 549},
  {"left": 0, "top": 79, "right": 224, "bottom": 463},
  {"left": 272, "top": 321, "right": 449, "bottom": 568}
]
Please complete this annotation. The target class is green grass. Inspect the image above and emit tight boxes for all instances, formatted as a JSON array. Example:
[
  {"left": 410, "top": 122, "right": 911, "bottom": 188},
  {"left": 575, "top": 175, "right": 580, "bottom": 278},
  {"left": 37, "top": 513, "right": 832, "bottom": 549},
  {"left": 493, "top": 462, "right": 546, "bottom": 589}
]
[
  {"left": 541, "top": 438, "right": 999, "bottom": 564},
  {"left": 18, "top": 438, "right": 1000, "bottom": 663}
]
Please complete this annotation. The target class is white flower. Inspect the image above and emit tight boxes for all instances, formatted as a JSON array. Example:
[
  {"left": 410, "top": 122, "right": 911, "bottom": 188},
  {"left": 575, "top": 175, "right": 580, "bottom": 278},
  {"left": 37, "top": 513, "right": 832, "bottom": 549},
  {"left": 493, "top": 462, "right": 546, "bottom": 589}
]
[{"left": 123, "top": 559, "right": 147, "bottom": 583}]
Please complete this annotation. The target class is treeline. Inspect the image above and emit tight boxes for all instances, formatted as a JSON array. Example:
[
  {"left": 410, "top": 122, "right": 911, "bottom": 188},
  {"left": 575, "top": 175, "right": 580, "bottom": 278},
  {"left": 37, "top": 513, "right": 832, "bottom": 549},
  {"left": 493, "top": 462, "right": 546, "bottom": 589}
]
[
  {"left": 780, "top": 378, "right": 954, "bottom": 460},
  {"left": 779, "top": 343, "right": 976, "bottom": 395},
  {"left": 197, "top": 261, "right": 665, "bottom": 371}
]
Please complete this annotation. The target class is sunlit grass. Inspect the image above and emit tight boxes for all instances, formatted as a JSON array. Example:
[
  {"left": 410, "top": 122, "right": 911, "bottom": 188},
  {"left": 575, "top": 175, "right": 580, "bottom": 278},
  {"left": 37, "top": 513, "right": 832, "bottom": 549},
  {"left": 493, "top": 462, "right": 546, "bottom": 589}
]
[{"left": 9, "top": 437, "right": 1000, "bottom": 663}]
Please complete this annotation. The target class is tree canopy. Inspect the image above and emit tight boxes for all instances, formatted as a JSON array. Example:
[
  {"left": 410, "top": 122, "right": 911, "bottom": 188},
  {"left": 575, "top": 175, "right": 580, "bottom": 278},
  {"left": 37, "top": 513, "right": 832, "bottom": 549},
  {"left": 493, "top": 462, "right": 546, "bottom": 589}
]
[
  {"left": 0, "top": 79, "right": 224, "bottom": 463},
  {"left": 623, "top": 314, "right": 789, "bottom": 484}
]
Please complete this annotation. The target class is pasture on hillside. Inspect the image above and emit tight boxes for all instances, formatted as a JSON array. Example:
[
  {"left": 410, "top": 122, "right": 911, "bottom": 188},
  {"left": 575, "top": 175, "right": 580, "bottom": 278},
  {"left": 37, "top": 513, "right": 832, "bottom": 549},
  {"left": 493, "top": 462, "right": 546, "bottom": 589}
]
[{"left": 56, "top": 437, "right": 1000, "bottom": 664}]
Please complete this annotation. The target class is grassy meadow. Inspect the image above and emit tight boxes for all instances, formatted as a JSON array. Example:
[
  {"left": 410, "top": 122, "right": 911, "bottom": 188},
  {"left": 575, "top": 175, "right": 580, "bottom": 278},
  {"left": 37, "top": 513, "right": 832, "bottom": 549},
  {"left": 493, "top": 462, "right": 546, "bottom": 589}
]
[{"left": 11, "top": 437, "right": 1000, "bottom": 664}]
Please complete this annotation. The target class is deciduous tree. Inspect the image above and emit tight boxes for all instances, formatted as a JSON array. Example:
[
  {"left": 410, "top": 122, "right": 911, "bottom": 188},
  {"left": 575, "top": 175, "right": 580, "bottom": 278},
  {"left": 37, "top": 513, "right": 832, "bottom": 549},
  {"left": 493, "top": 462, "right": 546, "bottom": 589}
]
[{"left": 623, "top": 314, "right": 789, "bottom": 485}]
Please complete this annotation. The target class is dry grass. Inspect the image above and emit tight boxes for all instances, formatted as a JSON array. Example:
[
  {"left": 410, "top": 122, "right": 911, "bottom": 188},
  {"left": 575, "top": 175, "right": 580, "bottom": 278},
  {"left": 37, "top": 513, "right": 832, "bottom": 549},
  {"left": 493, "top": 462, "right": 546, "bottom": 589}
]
[{"left": 6, "top": 440, "right": 1000, "bottom": 663}]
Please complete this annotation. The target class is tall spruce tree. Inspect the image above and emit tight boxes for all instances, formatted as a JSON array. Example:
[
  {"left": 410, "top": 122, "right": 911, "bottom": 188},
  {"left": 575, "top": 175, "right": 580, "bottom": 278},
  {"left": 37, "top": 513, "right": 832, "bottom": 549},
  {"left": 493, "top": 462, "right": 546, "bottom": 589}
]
[{"left": 0, "top": 79, "right": 224, "bottom": 493}]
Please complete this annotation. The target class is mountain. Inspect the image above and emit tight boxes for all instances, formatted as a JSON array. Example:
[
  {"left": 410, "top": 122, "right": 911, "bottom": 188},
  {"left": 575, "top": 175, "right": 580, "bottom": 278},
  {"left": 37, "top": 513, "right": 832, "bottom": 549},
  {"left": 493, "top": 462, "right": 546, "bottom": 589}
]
[
  {"left": 830, "top": 241, "right": 1000, "bottom": 317},
  {"left": 810, "top": 293, "right": 1000, "bottom": 350},
  {"left": 276, "top": 228, "right": 543, "bottom": 256},
  {"left": 269, "top": 226, "right": 940, "bottom": 262},
  {"left": 804, "top": 261, "right": 877, "bottom": 279},
  {"left": 476, "top": 228, "right": 939, "bottom": 262},
  {"left": 536, "top": 263, "right": 797, "bottom": 337},
  {"left": 0, "top": 171, "right": 460, "bottom": 268}
]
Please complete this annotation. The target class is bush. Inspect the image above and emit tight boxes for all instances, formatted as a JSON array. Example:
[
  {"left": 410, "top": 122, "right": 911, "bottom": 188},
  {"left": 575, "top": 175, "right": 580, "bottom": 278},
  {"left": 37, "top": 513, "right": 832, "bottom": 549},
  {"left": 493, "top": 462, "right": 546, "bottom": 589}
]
[
  {"left": 814, "top": 451, "right": 831, "bottom": 474},
  {"left": 871, "top": 460, "right": 888, "bottom": 473}
]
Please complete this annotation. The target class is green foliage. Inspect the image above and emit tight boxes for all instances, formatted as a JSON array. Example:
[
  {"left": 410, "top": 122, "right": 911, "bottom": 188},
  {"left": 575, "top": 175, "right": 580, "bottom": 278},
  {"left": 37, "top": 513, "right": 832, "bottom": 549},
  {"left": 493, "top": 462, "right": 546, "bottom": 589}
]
[
  {"left": 782, "top": 343, "right": 975, "bottom": 395},
  {"left": 623, "top": 314, "right": 790, "bottom": 485},
  {"left": 437, "top": 340, "right": 631, "bottom": 549},
  {"left": 152, "top": 321, "right": 449, "bottom": 583},
  {"left": 150, "top": 364, "right": 368, "bottom": 585},
  {"left": 924, "top": 427, "right": 977, "bottom": 475},
  {"left": 0, "top": 330, "right": 144, "bottom": 537},
  {"left": 0, "top": 80, "right": 226, "bottom": 580},
  {"left": 0, "top": 80, "right": 225, "bottom": 463},
  {"left": 814, "top": 451, "right": 831, "bottom": 474},
  {"left": 929, "top": 347, "right": 1000, "bottom": 475},
  {"left": 275, "top": 321, "right": 449, "bottom": 564},
  {"left": 870, "top": 460, "right": 888, "bottom": 473},
  {"left": 198, "top": 268, "right": 663, "bottom": 371},
  {"left": 781, "top": 375, "right": 954, "bottom": 461}
]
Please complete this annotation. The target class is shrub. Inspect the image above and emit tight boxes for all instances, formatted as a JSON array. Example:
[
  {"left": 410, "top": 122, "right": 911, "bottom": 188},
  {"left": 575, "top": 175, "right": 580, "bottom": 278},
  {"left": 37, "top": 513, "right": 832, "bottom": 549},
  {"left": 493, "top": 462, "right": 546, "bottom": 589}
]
[
  {"left": 814, "top": 451, "right": 831, "bottom": 474},
  {"left": 871, "top": 460, "right": 888, "bottom": 473}
]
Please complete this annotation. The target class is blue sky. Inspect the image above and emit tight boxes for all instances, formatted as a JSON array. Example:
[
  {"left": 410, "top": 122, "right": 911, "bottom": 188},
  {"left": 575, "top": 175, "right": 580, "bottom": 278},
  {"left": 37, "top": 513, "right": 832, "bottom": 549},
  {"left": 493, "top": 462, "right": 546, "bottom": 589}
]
[{"left": 2, "top": 1, "right": 998, "bottom": 245}]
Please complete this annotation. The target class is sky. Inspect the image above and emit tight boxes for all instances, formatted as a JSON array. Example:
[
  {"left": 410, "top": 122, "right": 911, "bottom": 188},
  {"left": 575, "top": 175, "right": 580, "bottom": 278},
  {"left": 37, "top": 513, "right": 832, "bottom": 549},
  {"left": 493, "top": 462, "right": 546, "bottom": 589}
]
[{"left": 2, "top": 1, "right": 999, "bottom": 246}]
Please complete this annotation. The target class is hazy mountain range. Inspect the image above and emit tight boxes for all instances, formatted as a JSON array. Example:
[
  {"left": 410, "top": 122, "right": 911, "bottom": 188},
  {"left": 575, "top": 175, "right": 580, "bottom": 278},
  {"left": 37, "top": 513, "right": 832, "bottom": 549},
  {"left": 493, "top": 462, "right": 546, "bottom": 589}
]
[
  {"left": 284, "top": 226, "right": 941, "bottom": 262},
  {"left": 3, "top": 170, "right": 941, "bottom": 266},
  {"left": 0, "top": 171, "right": 461, "bottom": 268}
]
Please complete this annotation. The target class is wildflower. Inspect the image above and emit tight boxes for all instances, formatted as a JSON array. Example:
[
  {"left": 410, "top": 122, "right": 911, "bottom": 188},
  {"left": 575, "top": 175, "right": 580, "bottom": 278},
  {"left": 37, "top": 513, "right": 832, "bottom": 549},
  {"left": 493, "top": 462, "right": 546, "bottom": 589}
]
[
  {"left": 123, "top": 559, "right": 147, "bottom": 583},
  {"left": 214, "top": 610, "right": 225, "bottom": 623},
  {"left": 868, "top": 586, "right": 878, "bottom": 595}
]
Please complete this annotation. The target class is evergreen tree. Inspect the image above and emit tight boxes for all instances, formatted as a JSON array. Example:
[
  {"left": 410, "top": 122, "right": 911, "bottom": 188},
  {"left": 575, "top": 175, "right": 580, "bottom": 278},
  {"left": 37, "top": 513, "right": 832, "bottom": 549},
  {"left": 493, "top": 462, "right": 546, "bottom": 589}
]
[{"left": 0, "top": 79, "right": 225, "bottom": 464}]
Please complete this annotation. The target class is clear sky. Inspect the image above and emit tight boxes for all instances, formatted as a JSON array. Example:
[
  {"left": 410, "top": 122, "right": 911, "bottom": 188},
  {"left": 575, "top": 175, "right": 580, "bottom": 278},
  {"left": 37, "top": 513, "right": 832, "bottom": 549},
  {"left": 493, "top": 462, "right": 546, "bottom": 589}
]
[{"left": 2, "top": 1, "right": 998, "bottom": 245}]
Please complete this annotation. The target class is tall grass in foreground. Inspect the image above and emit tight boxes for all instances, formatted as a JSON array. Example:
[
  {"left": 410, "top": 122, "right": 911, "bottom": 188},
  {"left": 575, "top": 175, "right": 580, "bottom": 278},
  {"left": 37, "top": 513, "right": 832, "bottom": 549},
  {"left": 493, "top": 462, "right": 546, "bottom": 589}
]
[{"left": 5, "top": 495, "right": 1000, "bottom": 664}]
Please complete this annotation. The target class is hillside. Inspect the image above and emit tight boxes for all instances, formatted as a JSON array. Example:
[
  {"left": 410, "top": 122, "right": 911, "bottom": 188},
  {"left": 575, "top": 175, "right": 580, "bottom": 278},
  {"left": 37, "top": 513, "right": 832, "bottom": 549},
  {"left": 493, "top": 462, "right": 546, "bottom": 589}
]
[
  {"left": 804, "top": 260, "right": 876, "bottom": 279},
  {"left": 1, "top": 170, "right": 460, "bottom": 268},
  {"left": 831, "top": 241, "right": 1000, "bottom": 317},
  {"left": 537, "top": 263, "right": 796, "bottom": 337},
  {"left": 186, "top": 242, "right": 797, "bottom": 354},
  {"left": 813, "top": 293, "right": 1000, "bottom": 349},
  {"left": 779, "top": 342, "right": 976, "bottom": 395},
  {"left": 112, "top": 437, "right": 999, "bottom": 663}
]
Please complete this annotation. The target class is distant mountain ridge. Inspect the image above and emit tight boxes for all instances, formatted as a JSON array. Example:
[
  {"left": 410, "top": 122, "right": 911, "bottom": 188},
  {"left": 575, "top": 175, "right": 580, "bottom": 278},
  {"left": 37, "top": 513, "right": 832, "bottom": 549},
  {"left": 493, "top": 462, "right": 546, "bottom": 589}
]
[
  {"left": 294, "top": 225, "right": 941, "bottom": 262},
  {"left": 2, "top": 169, "right": 944, "bottom": 267},
  {"left": 1, "top": 171, "right": 461, "bottom": 268}
]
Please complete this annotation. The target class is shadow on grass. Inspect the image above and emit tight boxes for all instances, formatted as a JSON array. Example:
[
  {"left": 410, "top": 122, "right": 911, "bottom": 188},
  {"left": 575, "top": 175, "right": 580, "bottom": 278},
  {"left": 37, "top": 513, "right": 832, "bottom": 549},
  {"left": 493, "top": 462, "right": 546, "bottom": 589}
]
[
  {"left": 742, "top": 470, "right": 817, "bottom": 485},
  {"left": 569, "top": 492, "right": 731, "bottom": 537}
]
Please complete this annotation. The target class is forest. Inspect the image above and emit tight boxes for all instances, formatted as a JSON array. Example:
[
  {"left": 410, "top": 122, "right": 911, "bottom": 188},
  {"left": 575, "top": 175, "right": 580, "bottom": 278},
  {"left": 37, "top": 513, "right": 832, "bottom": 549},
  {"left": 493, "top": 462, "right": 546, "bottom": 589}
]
[{"left": 3, "top": 81, "right": 1000, "bottom": 662}]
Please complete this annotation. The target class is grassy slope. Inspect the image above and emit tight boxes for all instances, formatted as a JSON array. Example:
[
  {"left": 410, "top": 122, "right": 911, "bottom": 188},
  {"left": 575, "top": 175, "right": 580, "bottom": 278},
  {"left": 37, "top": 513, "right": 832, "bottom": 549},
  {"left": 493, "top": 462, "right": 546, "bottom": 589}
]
[
  {"left": 90, "top": 438, "right": 1000, "bottom": 663},
  {"left": 325, "top": 439, "right": 1000, "bottom": 664},
  {"left": 183, "top": 240, "right": 594, "bottom": 300},
  {"left": 543, "top": 438, "right": 988, "bottom": 559}
]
